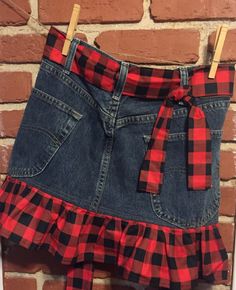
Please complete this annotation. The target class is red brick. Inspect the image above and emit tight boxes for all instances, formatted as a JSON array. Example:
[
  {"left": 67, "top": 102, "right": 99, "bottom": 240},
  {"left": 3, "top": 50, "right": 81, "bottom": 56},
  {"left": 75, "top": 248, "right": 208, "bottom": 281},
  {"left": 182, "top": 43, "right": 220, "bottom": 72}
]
[
  {"left": 150, "top": 0, "right": 236, "bottom": 22},
  {"left": 219, "top": 187, "right": 236, "bottom": 216},
  {"left": 2, "top": 244, "right": 41, "bottom": 273},
  {"left": 0, "top": 34, "right": 46, "bottom": 63},
  {"left": 0, "top": 72, "right": 32, "bottom": 103},
  {"left": 43, "top": 280, "right": 66, "bottom": 290},
  {"left": 36, "top": 278, "right": 132, "bottom": 290},
  {"left": 4, "top": 277, "right": 37, "bottom": 290},
  {"left": 0, "top": 145, "right": 12, "bottom": 174},
  {"left": 95, "top": 30, "right": 200, "bottom": 64},
  {"left": 222, "top": 110, "right": 236, "bottom": 141},
  {"left": 220, "top": 151, "right": 236, "bottom": 180},
  {"left": 39, "top": 0, "right": 143, "bottom": 24},
  {"left": 208, "top": 29, "right": 236, "bottom": 62},
  {"left": 0, "top": 0, "right": 31, "bottom": 26},
  {"left": 42, "top": 262, "right": 68, "bottom": 275},
  {"left": 227, "top": 255, "right": 233, "bottom": 285},
  {"left": 218, "top": 223, "right": 235, "bottom": 252},
  {"left": 2, "top": 244, "right": 68, "bottom": 274},
  {"left": 0, "top": 110, "right": 24, "bottom": 137}
]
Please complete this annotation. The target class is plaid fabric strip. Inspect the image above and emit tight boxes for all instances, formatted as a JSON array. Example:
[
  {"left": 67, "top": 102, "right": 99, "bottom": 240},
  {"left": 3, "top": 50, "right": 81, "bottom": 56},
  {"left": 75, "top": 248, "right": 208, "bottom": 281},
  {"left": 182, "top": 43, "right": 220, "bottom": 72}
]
[
  {"left": 66, "top": 263, "right": 94, "bottom": 290},
  {"left": 187, "top": 97, "right": 212, "bottom": 190},
  {"left": 137, "top": 95, "right": 174, "bottom": 194},
  {"left": 137, "top": 86, "right": 212, "bottom": 194},
  {"left": 0, "top": 175, "right": 229, "bottom": 290},
  {"left": 42, "top": 26, "right": 235, "bottom": 100}
]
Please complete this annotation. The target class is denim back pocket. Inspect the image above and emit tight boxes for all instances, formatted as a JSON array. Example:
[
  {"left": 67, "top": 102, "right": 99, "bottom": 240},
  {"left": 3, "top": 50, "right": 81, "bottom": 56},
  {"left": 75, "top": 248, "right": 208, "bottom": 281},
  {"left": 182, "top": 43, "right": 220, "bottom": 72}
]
[
  {"left": 8, "top": 87, "right": 83, "bottom": 178},
  {"left": 142, "top": 97, "right": 230, "bottom": 228}
]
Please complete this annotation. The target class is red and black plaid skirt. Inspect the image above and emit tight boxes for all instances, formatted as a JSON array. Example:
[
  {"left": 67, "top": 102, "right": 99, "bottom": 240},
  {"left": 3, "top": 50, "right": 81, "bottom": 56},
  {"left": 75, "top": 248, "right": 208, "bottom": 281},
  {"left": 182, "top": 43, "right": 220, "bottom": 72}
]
[{"left": 0, "top": 26, "right": 235, "bottom": 290}]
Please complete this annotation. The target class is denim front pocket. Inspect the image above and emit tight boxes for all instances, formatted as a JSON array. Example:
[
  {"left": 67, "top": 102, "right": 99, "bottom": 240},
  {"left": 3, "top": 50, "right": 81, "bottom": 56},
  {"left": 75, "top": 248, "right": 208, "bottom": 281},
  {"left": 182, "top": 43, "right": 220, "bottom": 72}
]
[
  {"left": 142, "top": 97, "right": 231, "bottom": 228},
  {"left": 8, "top": 87, "right": 83, "bottom": 178}
]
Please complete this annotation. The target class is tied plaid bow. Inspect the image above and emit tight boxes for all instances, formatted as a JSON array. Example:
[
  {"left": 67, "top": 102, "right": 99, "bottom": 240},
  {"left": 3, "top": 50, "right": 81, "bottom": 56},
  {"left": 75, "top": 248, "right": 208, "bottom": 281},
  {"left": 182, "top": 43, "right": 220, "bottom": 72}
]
[{"left": 137, "top": 86, "right": 212, "bottom": 195}]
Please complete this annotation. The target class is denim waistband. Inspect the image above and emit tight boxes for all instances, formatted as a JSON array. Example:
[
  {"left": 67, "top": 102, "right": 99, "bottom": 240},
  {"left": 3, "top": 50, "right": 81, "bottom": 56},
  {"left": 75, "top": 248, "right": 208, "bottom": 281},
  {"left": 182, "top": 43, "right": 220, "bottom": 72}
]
[{"left": 42, "top": 26, "right": 235, "bottom": 100}]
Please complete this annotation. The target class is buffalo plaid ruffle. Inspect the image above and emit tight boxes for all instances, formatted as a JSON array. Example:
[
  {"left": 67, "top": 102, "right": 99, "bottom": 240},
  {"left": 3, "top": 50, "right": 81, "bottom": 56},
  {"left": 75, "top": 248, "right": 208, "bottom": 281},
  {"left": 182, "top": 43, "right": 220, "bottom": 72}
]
[
  {"left": 42, "top": 26, "right": 235, "bottom": 195},
  {"left": 0, "top": 175, "right": 229, "bottom": 290}
]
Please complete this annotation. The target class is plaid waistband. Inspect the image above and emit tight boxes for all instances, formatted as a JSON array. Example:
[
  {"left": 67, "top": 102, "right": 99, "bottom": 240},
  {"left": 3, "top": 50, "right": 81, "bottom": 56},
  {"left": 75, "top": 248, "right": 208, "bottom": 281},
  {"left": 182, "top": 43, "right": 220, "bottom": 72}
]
[
  {"left": 42, "top": 26, "right": 235, "bottom": 195},
  {"left": 42, "top": 26, "right": 235, "bottom": 99}
]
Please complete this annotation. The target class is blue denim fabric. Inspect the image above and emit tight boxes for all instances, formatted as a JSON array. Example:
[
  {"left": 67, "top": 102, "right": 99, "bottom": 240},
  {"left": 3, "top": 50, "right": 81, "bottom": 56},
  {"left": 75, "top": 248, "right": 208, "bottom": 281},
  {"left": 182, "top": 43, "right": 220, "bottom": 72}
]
[{"left": 7, "top": 40, "right": 231, "bottom": 229}]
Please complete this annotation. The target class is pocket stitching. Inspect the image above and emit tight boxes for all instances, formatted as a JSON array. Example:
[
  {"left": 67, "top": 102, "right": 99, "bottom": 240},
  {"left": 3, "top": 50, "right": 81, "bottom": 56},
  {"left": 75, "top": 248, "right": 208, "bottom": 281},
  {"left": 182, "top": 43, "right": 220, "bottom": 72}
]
[
  {"left": 150, "top": 167, "right": 220, "bottom": 228},
  {"left": 8, "top": 94, "right": 82, "bottom": 177},
  {"left": 21, "top": 124, "right": 61, "bottom": 146},
  {"left": 150, "top": 191, "right": 220, "bottom": 228},
  {"left": 32, "top": 87, "right": 83, "bottom": 121},
  {"left": 9, "top": 119, "right": 79, "bottom": 177},
  {"left": 143, "top": 130, "right": 222, "bottom": 227}
]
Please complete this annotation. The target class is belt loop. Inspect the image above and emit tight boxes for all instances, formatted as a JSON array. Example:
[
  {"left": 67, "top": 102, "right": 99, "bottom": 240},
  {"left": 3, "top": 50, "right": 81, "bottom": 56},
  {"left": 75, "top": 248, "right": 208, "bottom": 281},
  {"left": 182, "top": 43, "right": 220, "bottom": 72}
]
[
  {"left": 63, "top": 38, "right": 81, "bottom": 75},
  {"left": 112, "top": 61, "right": 129, "bottom": 101},
  {"left": 179, "top": 67, "right": 189, "bottom": 87}
]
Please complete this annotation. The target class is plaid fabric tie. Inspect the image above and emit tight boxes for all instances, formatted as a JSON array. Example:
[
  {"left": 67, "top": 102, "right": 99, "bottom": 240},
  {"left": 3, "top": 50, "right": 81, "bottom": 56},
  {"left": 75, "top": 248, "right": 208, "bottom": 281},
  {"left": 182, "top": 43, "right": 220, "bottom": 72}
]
[
  {"left": 66, "top": 262, "right": 94, "bottom": 290},
  {"left": 137, "top": 86, "right": 212, "bottom": 195}
]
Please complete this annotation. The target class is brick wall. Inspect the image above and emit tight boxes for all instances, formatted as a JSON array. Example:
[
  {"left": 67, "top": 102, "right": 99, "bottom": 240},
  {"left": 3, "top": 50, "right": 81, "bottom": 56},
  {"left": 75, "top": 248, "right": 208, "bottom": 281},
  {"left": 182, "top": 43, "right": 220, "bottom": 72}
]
[{"left": 0, "top": 0, "right": 236, "bottom": 289}]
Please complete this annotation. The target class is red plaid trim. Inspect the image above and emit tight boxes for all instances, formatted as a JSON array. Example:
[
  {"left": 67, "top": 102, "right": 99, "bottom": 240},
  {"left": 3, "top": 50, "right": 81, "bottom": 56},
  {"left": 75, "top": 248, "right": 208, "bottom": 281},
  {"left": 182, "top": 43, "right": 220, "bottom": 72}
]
[
  {"left": 42, "top": 26, "right": 235, "bottom": 195},
  {"left": 138, "top": 86, "right": 212, "bottom": 194},
  {"left": 0, "top": 175, "right": 229, "bottom": 290}
]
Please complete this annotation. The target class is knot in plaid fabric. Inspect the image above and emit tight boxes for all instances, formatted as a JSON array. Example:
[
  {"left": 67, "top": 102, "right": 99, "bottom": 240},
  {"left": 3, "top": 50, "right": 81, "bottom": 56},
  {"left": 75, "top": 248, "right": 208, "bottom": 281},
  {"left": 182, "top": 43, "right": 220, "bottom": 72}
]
[
  {"left": 137, "top": 85, "right": 212, "bottom": 195},
  {"left": 165, "top": 86, "right": 193, "bottom": 106}
]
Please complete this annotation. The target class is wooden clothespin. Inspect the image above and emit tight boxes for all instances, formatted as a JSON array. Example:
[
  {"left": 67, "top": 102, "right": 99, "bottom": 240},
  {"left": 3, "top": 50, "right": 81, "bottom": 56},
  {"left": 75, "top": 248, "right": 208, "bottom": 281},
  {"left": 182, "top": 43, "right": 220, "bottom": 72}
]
[
  {"left": 62, "top": 4, "right": 80, "bottom": 56},
  {"left": 208, "top": 24, "right": 229, "bottom": 79}
]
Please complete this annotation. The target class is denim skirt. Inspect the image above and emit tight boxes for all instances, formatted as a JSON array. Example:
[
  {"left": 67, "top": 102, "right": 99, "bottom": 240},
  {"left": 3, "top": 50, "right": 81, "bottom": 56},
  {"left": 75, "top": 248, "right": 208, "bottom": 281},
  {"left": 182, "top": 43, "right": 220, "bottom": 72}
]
[{"left": 0, "top": 26, "right": 235, "bottom": 290}]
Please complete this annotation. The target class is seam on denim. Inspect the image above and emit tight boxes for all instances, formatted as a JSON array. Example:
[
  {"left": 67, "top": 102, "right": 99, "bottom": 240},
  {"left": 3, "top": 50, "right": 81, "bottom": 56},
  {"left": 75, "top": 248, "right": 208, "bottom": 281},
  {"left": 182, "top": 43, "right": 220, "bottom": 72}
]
[
  {"left": 142, "top": 129, "right": 222, "bottom": 142},
  {"left": 40, "top": 59, "right": 98, "bottom": 110},
  {"left": 8, "top": 177, "right": 80, "bottom": 206},
  {"left": 116, "top": 102, "right": 229, "bottom": 128}
]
